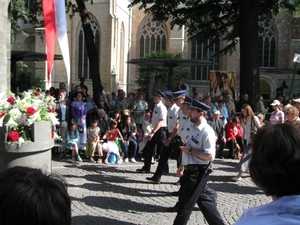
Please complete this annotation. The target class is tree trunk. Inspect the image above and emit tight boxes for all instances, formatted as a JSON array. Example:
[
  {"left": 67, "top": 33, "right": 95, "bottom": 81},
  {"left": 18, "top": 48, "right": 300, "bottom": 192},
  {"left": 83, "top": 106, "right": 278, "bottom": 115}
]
[
  {"left": 76, "top": 0, "right": 103, "bottom": 106},
  {"left": 239, "top": 0, "right": 260, "bottom": 106}
]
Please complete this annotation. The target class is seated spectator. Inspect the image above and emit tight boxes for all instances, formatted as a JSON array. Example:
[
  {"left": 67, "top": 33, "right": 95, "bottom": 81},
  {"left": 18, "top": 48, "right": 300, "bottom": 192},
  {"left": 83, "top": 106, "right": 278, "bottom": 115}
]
[
  {"left": 0, "top": 166, "right": 71, "bottom": 225},
  {"left": 235, "top": 124, "right": 300, "bottom": 224},
  {"left": 225, "top": 117, "right": 243, "bottom": 159},
  {"left": 208, "top": 110, "right": 226, "bottom": 159},
  {"left": 120, "top": 115, "right": 138, "bottom": 163},
  {"left": 66, "top": 121, "right": 83, "bottom": 163},
  {"left": 87, "top": 118, "right": 103, "bottom": 163},
  {"left": 225, "top": 94, "right": 236, "bottom": 120},
  {"left": 102, "top": 119, "right": 124, "bottom": 164},
  {"left": 115, "top": 90, "right": 130, "bottom": 111}
]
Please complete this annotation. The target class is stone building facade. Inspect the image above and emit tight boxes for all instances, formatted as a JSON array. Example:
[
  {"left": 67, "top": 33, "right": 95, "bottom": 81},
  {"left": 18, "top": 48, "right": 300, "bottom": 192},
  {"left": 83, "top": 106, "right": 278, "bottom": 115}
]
[{"left": 8, "top": 0, "right": 300, "bottom": 100}]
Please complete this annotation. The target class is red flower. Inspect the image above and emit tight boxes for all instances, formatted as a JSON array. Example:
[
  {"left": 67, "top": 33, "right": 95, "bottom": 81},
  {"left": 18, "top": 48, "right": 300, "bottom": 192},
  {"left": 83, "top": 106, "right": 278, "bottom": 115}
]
[
  {"left": 51, "top": 130, "right": 55, "bottom": 138},
  {"left": 7, "top": 97, "right": 15, "bottom": 105},
  {"left": 47, "top": 107, "right": 54, "bottom": 113},
  {"left": 0, "top": 112, "right": 5, "bottom": 118},
  {"left": 7, "top": 130, "right": 20, "bottom": 142},
  {"left": 27, "top": 107, "right": 36, "bottom": 115},
  {"left": 34, "top": 91, "right": 40, "bottom": 96}
]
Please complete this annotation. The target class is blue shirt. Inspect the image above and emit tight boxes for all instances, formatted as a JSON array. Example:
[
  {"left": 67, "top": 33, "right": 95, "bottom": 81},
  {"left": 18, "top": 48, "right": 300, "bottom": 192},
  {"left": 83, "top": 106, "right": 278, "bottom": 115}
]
[{"left": 235, "top": 195, "right": 300, "bottom": 225}]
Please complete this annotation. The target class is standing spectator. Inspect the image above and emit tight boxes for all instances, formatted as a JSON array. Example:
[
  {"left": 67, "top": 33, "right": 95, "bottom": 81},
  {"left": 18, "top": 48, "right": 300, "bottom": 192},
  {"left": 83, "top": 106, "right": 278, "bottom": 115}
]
[
  {"left": 232, "top": 104, "right": 261, "bottom": 181},
  {"left": 136, "top": 90, "right": 167, "bottom": 173},
  {"left": 79, "top": 76, "right": 85, "bottom": 86},
  {"left": 139, "top": 109, "right": 153, "bottom": 153},
  {"left": 285, "top": 106, "right": 300, "bottom": 129},
  {"left": 225, "top": 117, "right": 243, "bottom": 159},
  {"left": 236, "top": 93, "right": 252, "bottom": 113},
  {"left": 225, "top": 94, "right": 236, "bottom": 120},
  {"left": 208, "top": 110, "right": 226, "bottom": 159},
  {"left": 174, "top": 77, "right": 187, "bottom": 91},
  {"left": 71, "top": 91, "right": 87, "bottom": 151},
  {"left": 132, "top": 92, "right": 148, "bottom": 129},
  {"left": 151, "top": 75, "right": 166, "bottom": 96},
  {"left": 212, "top": 100, "right": 229, "bottom": 126},
  {"left": 292, "top": 98, "right": 300, "bottom": 113},
  {"left": 174, "top": 99, "right": 224, "bottom": 225},
  {"left": 255, "top": 95, "right": 268, "bottom": 115},
  {"left": 56, "top": 89, "right": 71, "bottom": 152},
  {"left": 235, "top": 124, "right": 300, "bottom": 225},
  {"left": 269, "top": 99, "right": 284, "bottom": 124},
  {"left": 68, "top": 84, "right": 77, "bottom": 101},
  {"left": 115, "top": 91, "right": 130, "bottom": 111},
  {"left": 106, "top": 93, "right": 116, "bottom": 113},
  {"left": 203, "top": 95, "right": 213, "bottom": 119},
  {"left": 191, "top": 87, "right": 198, "bottom": 98},
  {"left": 97, "top": 109, "right": 109, "bottom": 140}
]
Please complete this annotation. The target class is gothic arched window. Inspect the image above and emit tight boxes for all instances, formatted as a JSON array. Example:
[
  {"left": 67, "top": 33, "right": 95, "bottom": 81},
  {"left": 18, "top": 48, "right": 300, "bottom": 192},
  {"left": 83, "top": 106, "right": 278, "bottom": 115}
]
[
  {"left": 139, "top": 17, "right": 167, "bottom": 57},
  {"left": 78, "top": 15, "right": 100, "bottom": 79},
  {"left": 190, "top": 39, "right": 220, "bottom": 81},
  {"left": 259, "top": 20, "right": 276, "bottom": 68}
]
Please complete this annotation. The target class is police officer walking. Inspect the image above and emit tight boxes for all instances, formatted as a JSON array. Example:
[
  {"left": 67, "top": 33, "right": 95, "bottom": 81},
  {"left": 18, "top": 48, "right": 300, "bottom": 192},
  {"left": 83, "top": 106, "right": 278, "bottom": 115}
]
[
  {"left": 136, "top": 90, "right": 168, "bottom": 173},
  {"left": 174, "top": 99, "right": 224, "bottom": 225},
  {"left": 146, "top": 90, "right": 180, "bottom": 183}
]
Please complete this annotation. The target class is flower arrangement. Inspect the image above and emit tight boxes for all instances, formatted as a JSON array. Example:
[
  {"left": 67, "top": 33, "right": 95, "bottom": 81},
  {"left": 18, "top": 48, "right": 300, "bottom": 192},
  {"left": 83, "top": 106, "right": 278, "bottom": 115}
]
[{"left": 0, "top": 89, "right": 60, "bottom": 144}]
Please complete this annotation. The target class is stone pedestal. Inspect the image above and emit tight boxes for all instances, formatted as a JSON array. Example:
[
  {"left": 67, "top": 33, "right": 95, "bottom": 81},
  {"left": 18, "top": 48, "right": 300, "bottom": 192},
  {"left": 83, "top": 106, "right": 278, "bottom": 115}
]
[{"left": 0, "top": 121, "right": 54, "bottom": 173}]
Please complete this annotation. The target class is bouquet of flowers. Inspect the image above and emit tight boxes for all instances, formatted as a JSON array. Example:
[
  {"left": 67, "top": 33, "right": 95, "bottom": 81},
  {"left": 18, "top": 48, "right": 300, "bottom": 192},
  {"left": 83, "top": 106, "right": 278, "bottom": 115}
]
[{"left": 0, "top": 89, "right": 60, "bottom": 143}]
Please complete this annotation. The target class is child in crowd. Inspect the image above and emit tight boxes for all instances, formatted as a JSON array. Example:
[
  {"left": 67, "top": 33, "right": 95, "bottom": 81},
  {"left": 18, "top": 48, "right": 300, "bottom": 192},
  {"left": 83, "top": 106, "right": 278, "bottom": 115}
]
[
  {"left": 66, "top": 121, "right": 83, "bottom": 163},
  {"left": 102, "top": 119, "right": 124, "bottom": 164},
  {"left": 87, "top": 118, "right": 103, "bottom": 163}
]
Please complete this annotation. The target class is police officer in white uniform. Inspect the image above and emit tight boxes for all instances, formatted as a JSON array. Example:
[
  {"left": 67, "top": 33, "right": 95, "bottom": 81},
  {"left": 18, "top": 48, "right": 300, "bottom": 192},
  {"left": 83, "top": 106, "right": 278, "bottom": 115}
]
[
  {"left": 146, "top": 90, "right": 180, "bottom": 183},
  {"left": 136, "top": 90, "right": 168, "bottom": 173},
  {"left": 173, "top": 99, "right": 224, "bottom": 225}
]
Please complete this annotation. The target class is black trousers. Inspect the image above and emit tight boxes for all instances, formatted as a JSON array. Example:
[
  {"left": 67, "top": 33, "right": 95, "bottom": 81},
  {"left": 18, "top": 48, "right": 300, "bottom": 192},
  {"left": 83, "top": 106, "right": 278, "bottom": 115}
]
[
  {"left": 152, "top": 136, "right": 176, "bottom": 179},
  {"left": 174, "top": 168, "right": 224, "bottom": 225},
  {"left": 216, "top": 137, "right": 226, "bottom": 158},
  {"left": 143, "top": 127, "right": 167, "bottom": 171}
]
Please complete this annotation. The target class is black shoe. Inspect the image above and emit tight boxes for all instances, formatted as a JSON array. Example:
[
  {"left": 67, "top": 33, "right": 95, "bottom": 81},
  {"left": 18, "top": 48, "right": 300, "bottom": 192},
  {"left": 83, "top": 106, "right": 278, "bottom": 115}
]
[
  {"left": 170, "top": 191, "right": 180, "bottom": 196},
  {"left": 146, "top": 176, "right": 160, "bottom": 184},
  {"left": 136, "top": 168, "right": 150, "bottom": 173},
  {"left": 162, "top": 170, "right": 169, "bottom": 175},
  {"left": 166, "top": 204, "right": 180, "bottom": 212}
]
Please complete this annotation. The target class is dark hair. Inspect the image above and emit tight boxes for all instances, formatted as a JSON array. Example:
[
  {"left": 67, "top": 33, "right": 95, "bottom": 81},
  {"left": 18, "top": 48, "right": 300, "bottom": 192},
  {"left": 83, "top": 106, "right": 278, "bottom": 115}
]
[
  {"left": 232, "top": 116, "right": 240, "bottom": 123},
  {"left": 250, "top": 124, "right": 300, "bottom": 197},
  {"left": 109, "top": 119, "right": 118, "bottom": 128},
  {"left": 91, "top": 118, "right": 99, "bottom": 124},
  {"left": 68, "top": 121, "right": 77, "bottom": 135},
  {"left": 74, "top": 91, "right": 84, "bottom": 99},
  {"left": 0, "top": 166, "right": 71, "bottom": 225}
]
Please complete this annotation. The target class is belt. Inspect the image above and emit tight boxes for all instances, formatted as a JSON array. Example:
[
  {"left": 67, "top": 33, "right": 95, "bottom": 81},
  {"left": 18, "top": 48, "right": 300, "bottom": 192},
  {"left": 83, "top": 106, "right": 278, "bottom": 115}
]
[
  {"left": 160, "top": 127, "right": 168, "bottom": 131},
  {"left": 184, "top": 164, "right": 212, "bottom": 173}
]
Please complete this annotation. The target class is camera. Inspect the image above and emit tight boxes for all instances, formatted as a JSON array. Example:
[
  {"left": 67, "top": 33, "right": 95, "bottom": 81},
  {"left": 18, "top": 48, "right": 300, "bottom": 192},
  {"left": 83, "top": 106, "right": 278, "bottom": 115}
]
[{"left": 174, "top": 136, "right": 186, "bottom": 146}]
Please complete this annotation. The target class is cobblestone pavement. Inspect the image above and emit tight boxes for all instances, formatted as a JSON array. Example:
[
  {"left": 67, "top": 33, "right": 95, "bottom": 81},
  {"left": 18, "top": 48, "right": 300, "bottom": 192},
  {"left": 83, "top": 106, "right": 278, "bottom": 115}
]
[{"left": 52, "top": 153, "right": 271, "bottom": 225}]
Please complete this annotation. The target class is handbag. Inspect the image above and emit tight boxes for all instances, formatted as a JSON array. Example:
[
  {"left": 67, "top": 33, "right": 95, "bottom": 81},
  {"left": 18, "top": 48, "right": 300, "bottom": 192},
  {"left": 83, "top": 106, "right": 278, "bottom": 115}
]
[
  {"left": 250, "top": 116, "right": 259, "bottom": 142},
  {"left": 77, "top": 124, "right": 84, "bottom": 133}
]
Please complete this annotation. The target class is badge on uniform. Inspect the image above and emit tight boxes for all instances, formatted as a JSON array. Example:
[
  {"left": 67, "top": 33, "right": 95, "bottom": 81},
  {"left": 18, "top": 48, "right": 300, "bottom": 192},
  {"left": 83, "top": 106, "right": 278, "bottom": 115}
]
[{"left": 191, "top": 136, "right": 199, "bottom": 144}]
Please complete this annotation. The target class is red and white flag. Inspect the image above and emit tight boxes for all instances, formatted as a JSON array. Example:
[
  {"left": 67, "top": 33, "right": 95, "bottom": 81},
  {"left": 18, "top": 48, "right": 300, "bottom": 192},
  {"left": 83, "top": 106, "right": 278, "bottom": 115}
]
[{"left": 42, "top": 0, "right": 70, "bottom": 90}]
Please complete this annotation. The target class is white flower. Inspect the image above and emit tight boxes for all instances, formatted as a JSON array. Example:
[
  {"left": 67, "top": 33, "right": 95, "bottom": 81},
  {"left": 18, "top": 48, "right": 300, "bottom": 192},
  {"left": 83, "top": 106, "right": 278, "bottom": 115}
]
[
  {"left": 6, "top": 117, "right": 18, "bottom": 128},
  {"left": 18, "top": 137, "right": 25, "bottom": 143},
  {"left": 49, "top": 112, "right": 60, "bottom": 125}
]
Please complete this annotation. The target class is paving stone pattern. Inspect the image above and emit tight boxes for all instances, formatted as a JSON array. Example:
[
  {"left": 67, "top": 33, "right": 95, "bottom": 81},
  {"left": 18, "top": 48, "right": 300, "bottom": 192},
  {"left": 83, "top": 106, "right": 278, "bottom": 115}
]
[{"left": 52, "top": 155, "right": 271, "bottom": 225}]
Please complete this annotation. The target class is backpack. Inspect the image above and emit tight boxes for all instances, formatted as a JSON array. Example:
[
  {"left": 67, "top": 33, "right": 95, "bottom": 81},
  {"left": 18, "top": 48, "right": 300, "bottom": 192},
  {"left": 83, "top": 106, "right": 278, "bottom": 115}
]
[{"left": 136, "top": 128, "right": 144, "bottom": 143}]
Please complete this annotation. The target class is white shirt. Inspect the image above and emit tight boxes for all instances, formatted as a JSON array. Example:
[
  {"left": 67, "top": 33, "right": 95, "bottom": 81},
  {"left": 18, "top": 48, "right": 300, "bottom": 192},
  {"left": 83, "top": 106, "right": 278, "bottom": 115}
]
[
  {"left": 182, "top": 118, "right": 215, "bottom": 165},
  {"left": 152, "top": 101, "right": 167, "bottom": 128},
  {"left": 167, "top": 103, "right": 180, "bottom": 133}
]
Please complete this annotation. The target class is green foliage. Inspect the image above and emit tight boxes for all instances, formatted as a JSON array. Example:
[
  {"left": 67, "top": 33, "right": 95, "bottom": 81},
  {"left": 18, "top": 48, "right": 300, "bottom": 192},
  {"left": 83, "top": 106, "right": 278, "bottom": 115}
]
[
  {"left": 134, "top": 51, "right": 192, "bottom": 98},
  {"left": 129, "top": 0, "right": 297, "bottom": 55}
]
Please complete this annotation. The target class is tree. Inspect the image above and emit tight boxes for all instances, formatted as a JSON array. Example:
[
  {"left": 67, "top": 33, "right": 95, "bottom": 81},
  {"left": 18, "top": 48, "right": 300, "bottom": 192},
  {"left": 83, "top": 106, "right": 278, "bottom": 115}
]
[
  {"left": 129, "top": 0, "right": 296, "bottom": 104},
  {"left": 134, "top": 51, "right": 191, "bottom": 99}
]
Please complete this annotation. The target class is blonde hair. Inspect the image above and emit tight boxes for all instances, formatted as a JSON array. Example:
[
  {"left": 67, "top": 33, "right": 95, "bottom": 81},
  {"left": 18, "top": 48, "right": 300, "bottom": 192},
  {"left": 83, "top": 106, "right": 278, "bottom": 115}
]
[{"left": 286, "top": 106, "right": 299, "bottom": 117}]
